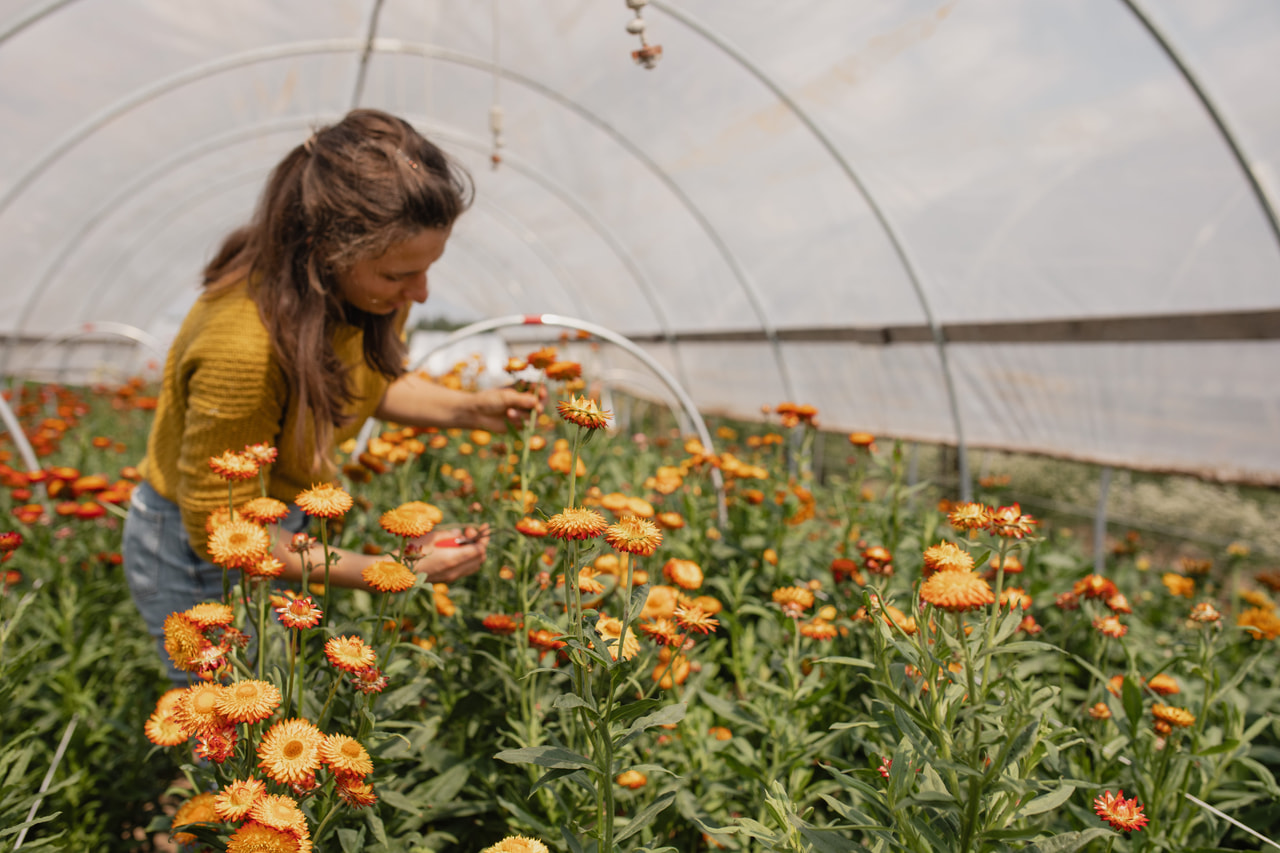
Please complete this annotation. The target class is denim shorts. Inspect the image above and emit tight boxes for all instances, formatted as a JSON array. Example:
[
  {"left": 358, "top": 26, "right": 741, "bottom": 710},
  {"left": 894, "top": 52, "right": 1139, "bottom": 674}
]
[{"left": 123, "top": 480, "right": 307, "bottom": 686}]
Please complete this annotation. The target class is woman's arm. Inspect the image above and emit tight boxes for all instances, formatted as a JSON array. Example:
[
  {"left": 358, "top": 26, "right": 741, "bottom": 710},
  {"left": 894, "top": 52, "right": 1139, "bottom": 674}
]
[
  {"left": 375, "top": 372, "right": 540, "bottom": 432},
  {"left": 270, "top": 524, "right": 491, "bottom": 591}
]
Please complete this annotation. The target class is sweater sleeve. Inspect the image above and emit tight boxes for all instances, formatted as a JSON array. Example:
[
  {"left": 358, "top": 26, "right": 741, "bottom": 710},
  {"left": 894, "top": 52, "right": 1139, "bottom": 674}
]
[{"left": 175, "top": 303, "right": 289, "bottom": 559}]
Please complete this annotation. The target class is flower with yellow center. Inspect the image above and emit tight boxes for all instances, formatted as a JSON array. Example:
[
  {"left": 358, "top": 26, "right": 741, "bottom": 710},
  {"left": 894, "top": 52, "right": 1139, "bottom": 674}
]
[
  {"left": 594, "top": 615, "right": 640, "bottom": 661},
  {"left": 773, "top": 586, "right": 816, "bottom": 616},
  {"left": 216, "top": 679, "right": 281, "bottom": 724},
  {"left": 556, "top": 395, "right": 611, "bottom": 430},
  {"left": 171, "top": 792, "right": 219, "bottom": 846},
  {"left": 325, "top": 635, "right": 377, "bottom": 673},
  {"left": 482, "top": 836, "right": 550, "bottom": 853},
  {"left": 674, "top": 604, "right": 719, "bottom": 635},
  {"left": 257, "top": 718, "right": 324, "bottom": 786},
  {"left": 663, "top": 558, "right": 703, "bottom": 590},
  {"left": 922, "top": 542, "right": 974, "bottom": 576},
  {"left": 207, "top": 519, "right": 271, "bottom": 569},
  {"left": 209, "top": 450, "right": 259, "bottom": 481},
  {"left": 919, "top": 570, "right": 995, "bottom": 613},
  {"left": 362, "top": 560, "right": 417, "bottom": 593},
  {"left": 176, "top": 682, "right": 229, "bottom": 736},
  {"left": 226, "top": 822, "right": 302, "bottom": 853},
  {"left": 247, "top": 556, "right": 285, "bottom": 579},
  {"left": 606, "top": 515, "right": 663, "bottom": 556},
  {"left": 947, "top": 502, "right": 990, "bottom": 532},
  {"left": 184, "top": 602, "right": 235, "bottom": 628},
  {"left": 546, "top": 507, "right": 608, "bottom": 541},
  {"left": 215, "top": 777, "right": 266, "bottom": 821},
  {"left": 320, "top": 734, "right": 374, "bottom": 776},
  {"left": 640, "top": 617, "right": 681, "bottom": 645},
  {"left": 1152, "top": 703, "right": 1195, "bottom": 728},
  {"left": 1094, "top": 790, "right": 1149, "bottom": 833},
  {"left": 145, "top": 707, "right": 190, "bottom": 747},
  {"left": 275, "top": 596, "right": 323, "bottom": 629},
  {"left": 337, "top": 774, "right": 378, "bottom": 808},
  {"left": 238, "top": 496, "right": 291, "bottom": 524},
  {"left": 294, "top": 482, "right": 353, "bottom": 519}
]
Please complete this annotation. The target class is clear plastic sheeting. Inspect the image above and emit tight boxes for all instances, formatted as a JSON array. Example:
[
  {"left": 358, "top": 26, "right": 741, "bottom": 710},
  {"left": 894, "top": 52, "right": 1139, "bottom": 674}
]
[{"left": 1, "top": 0, "right": 1278, "bottom": 482}]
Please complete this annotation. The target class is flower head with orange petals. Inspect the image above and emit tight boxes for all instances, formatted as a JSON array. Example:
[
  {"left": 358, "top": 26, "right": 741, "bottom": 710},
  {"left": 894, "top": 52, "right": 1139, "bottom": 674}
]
[
  {"left": 1094, "top": 790, "right": 1149, "bottom": 832},
  {"left": 295, "top": 482, "right": 353, "bottom": 519},
  {"left": 546, "top": 507, "right": 608, "bottom": 541},
  {"left": 920, "top": 570, "right": 995, "bottom": 613}
]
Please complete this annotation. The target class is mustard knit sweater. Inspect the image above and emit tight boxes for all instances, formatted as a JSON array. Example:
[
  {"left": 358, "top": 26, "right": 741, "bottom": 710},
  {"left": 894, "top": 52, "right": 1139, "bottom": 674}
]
[{"left": 139, "top": 280, "right": 393, "bottom": 559}]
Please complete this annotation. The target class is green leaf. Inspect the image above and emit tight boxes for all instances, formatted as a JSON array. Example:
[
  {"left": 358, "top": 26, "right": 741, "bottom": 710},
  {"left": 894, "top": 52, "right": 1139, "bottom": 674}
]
[
  {"left": 338, "top": 827, "right": 364, "bottom": 853},
  {"left": 1121, "top": 674, "right": 1143, "bottom": 729},
  {"left": 797, "top": 824, "right": 863, "bottom": 852},
  {"left": 494, "top": 745, "right": 597, "bottom": 772},
  {"left": 552, "top": 693, "right": 592, "bottom": 711},
  {"left": 1027, "top": 828, "right": 1115, "bottom": 852},
  {"left": 1017, "top": 784, "right": 1076, "bottom": 818},
  {"left": 1195, "top": 739, "right": 1241, "bottom": 757},
  {"left": 615, "top": 789, "right": 677, "bottom": 843},
  {"left": 815, "top": 655, "right": 875, "bottom": 669}
]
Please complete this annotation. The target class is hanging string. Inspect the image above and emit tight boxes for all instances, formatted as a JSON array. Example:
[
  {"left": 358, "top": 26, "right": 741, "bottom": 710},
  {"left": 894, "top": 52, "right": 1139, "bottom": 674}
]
[
  {"left": 625, "top": 0, "right": 662, "bottom": 69},
  {"left": 490, "top": 0, "right": 505, "bottom": 168}
]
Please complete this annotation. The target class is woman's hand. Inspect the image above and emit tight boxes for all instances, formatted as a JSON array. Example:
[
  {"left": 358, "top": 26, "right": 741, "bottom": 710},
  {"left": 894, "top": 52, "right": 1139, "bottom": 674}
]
[
  {"left": 467, "top": 386, "right": 543, "bottom": 432},
  {"left": 409, "top": 524, "right": 491, "bottom": 583}
]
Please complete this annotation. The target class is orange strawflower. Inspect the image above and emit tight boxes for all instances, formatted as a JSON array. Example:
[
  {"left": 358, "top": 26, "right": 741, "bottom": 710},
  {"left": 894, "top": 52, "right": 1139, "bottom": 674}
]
[
  {"left": 238, "top": 496, "right": 291, "bottom": 524},
  {"left": 1094, "top": 790, "right": 1149, "bottom": 833},
  {"left": 1074, "top": 574, "right": 1119, "bottom": 600},
  {"left": 483, "top": 613, "right": 523, "bottom": 635},
  {"left": 922, "top": 541, "right": 974, "bottom": 576},
  {"left": 363, "top": 559, "right": 417, "bottom": 593},
  {"left": 171, "top": 792, "right": 219, "bottom": 846},
  {"left": 176, "top": 683, "right": 230, "bottom": 736},
  {"left": 145, "top": 707, "right": 190, "bottom": 747},
  {"left": 1087, "top": 702, "right": 1112, "bottom": 720},
  {"left": 325, "top": 635, "right": 377, "bottom": 672},
  {"left": 216, "top": 679, "right": 280, "bottom": 724},
  {"left": 184, "top": 602, "right": 235, "bottom": 629},
  {"left": 515, "top": 516, "right": 548, "bottom": 537},
  {"left": 799, "top": 619, "right": 838, "bottom": 640},
  {"left": 595, "top": 615, "right": 640, "bottom": 661},
  {"left": 214, "top": 777, "right": 266, "bottom": 821},
  {"left": 295, "top": 482, "right": 353, "bottom": 518},
  {"left": 674, "top": 603, "right": 719, "bottom": 635},
  {"left": 209, "top": 450, "right": 259, "bottom": 481},
  {"left": 546, "top": 507, "right": 608, "bottom": 540},
  {"left": 275, "top": 596, "right": 323, "bottom": 629},
  {"left": 1162, "top": 573, "right": 1196, "bottom": 598},
  {"left": 919, "top": 570, "right": 995, "bottom": 612},
  {"left": 556, "top": 395, "right": 611, "bottom": 430},
  {"left": 482, "top": 836, "right": 550, "bottom": 853},
  {"left": 1146, "top": 673, "right": 1179, "bottom": 696},
  {"left": 320, "top": 733, "right": 374, "bottom": 776},
  {"left": 1093, "top": 614, "right": 1128, "bottom": 638},
  {"left": 639, "top": 617, "right": 681, "bottom": 646},
  {"left": 248, "top": 793, "right": 308, "bottom": 836},
  {"left": 163, "top": 612, "right": 210, "bottom": 672},
  {"left": 206, "top": 519, "right": 271, "bottom": 569},
  {"left": 337, "top": 773, "right": 378, "bottom": 808},
  {"left": 615, "top": 770, "right": 647, "bottom": 789},
  {"left": 380, "top": 502, "right": 437, "bottom": 538},
  {"left": 988, "top": 503, "right": 1036, "bottom": 539},
  {"left": 773, "top": 586, "right": 815, "bottom": 617},
  {"left": 257, "top": 718, "right": 324, "bottom": 786},
  {"left": 526, "top": 347, "right": 558, "bottom": 369},
  {"left": 226, "top": 822, "right": 302, "bottom": 853},
  {"left": 662, "top": 558, "right": 703, "bottom": 590},
  {"left": 1152, "top": 703, "right": 1195, "bottom": 728},
  {"left": 947, "top": 502, "right": 990, "bottom": 532},
  {"left": 545, "top": 361, "right": 582, "bottom": 381},
  {"left": 1237, "top": 607, "right": 1280, "bottom": 640},
  {"left": 1189, "top": 601, "right": 1221, "bottom": 623},
  {"left": 242, "top": 443, "right": 278, "bottom": 465},
  {"left": 606, "top": 515, "right": 662, "bottom": 556}
]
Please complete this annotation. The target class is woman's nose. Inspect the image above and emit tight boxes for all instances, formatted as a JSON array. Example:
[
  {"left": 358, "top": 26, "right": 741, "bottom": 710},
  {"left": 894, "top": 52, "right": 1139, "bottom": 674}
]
[{"left": 405, "top": 274, "right": 428, "bottom": 303}]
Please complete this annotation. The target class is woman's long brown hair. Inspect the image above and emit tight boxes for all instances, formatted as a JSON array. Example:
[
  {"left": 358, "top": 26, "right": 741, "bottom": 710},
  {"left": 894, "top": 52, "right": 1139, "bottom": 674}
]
[{"left": 202, "top": 110, "right": 473, "bottom": 472}]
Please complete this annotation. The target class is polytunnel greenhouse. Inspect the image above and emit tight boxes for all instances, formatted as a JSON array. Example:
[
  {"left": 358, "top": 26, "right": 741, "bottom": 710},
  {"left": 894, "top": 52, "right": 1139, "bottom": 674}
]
[{"left": 2, "top": 2, "right": 1279, "bottom": 852}]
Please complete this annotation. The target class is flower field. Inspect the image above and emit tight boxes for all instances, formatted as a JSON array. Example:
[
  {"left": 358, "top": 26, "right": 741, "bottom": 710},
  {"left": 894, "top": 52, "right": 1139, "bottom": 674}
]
[{"left": 2, "top": 358, "right": 1279, "bottom": 853}]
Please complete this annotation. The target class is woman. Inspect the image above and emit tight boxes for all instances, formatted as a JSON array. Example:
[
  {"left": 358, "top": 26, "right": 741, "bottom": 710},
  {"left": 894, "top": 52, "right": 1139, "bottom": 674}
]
[{"left": 123, "top": 109, "right": 538, "bottom": 682}]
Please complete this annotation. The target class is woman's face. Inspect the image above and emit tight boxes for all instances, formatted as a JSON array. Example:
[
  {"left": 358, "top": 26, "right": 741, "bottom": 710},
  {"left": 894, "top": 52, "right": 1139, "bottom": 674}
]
[{"left": 335, "top": 226, "right": 451, "bottom": 315}]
